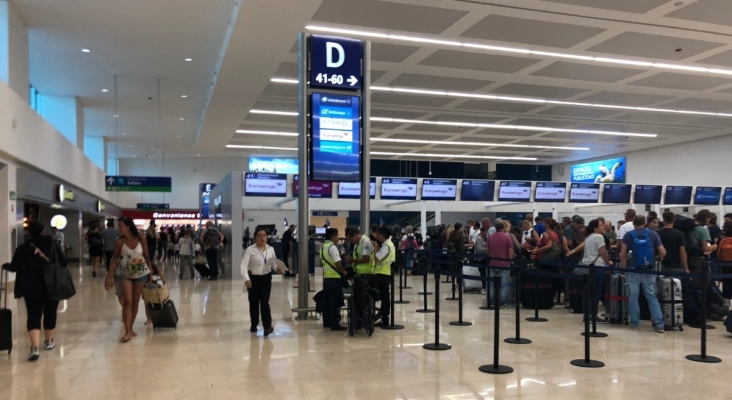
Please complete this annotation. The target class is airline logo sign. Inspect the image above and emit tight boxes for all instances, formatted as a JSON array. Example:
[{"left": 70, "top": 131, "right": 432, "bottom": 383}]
[
  {"left": 338, "top": 179, "right": 376, "bottom": 199},
  {"left": 320, "top": 117, "right": 353, "bottom": 131},
  {"left": 293, "top": 175, "right": 333, "bottom": 198},
  {"left": 320, "top": 129, "right": 353, "bottom": 142},
  {"left": 244, "top": 173, "right": 287, "bottom": 197},
  {"left": 569, "top": 183, "right": 600, "bottom": 203},
  {"left": 422, "top": 179, "right": 457, "bottom": 200},
  {"left": 498, "top": 181, "right": 531, "bottom": 202},
  {"left": 535, "top": 182, "right": 566, "bottom": 202},
  {"left": 381, "top": 178, "right": 418, "bottom": 199}
]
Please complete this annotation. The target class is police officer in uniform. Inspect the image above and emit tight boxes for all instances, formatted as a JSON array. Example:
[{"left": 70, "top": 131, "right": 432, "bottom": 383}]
[
  {"left": 373, "top": 226, "right": 395, "bottom": 327},
  {"left": 320, "top": 228, "right": 347, "bottom": 331}
]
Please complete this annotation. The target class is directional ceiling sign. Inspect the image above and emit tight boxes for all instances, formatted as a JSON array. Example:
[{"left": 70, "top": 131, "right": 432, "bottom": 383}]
[{"left": 310, "top": 35, "right": 363, "bottom": 90}]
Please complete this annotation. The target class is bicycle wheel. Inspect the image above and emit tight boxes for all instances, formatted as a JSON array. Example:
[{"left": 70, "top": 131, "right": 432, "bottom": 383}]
[{"left": 348, "top": 296, "right": 356, "bottom": 337}]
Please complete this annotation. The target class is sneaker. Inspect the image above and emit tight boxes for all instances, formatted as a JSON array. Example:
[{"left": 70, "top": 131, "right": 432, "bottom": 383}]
[
  {"left": 250, "top": 325, "right": 257, "bottom": 333},
  {"left": 44, "top": 340, "right": 56, "bottom": 350},
  {"left": 654, "top": 326, "right": 665, "bottom": 333},
  {"left": 264, "top": 326, "right": 274, "bottom": 337},
  {"left": 331, "top": 325, "right": 347, "bottom": 331},
  {"left": 595, "top": 317, "right": 607, "bottom": 324},
  {"left": 630, "top": 326, "right": 639, "bottom": 331},
  {"left": 28, "top": 347, "right": 40, "bottom": 361}
]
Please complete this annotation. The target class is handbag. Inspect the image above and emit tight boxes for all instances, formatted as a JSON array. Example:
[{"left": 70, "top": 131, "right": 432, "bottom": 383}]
[
  {"left": 33, "top": 244, "right": 76, "bottom": 301},
  {"left": 194, "top": 254, "right": 207, "bottom": 265},
  {"left": 142, "top": 281, "right": 169, "bottom": 305}
]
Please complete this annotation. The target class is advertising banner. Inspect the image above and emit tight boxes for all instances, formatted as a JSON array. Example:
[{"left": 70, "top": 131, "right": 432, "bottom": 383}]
[
  {"left": 248, "top": 158, "right": 299, "bottom": 174},
  {"left": 570, "top": 157, "right": 626, "bottom": 183}
]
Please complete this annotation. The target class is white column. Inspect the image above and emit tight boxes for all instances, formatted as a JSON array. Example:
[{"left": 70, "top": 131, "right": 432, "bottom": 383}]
[
  {"left": 0, "top": 1, "right": 29, "bottom": 102},
  {"left": 435, "top": 201, "right": 441, "bottom": 225},
  {"left": 420, "top": 200, "right": 427, "bottom": 231},
  {"left": 551, "top": 202, "right": 558, "bottom": 220}
]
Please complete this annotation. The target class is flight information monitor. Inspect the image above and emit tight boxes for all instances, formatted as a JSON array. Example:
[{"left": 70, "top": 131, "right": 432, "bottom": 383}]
[
  {"left": 534, "top": 182, "right": 566, "bottom": 202},
  {"left": 602, "top": 184, "right": 632, "bottom": 204},
  {"left": 310, "top": 92, "right": 361, "bottom": 182},
  {"left": 498, "top": 181, "right": 531, "bottom": 202},
  {"left": 664, "top": 186, "right": 693, "bottom": 205},
  {"left": 725, "top": 188, "right": 732, "bottom": 206},
  {"left": 569, "top": 183, "right": 600, "bottom": 203},
  {"left": 694, "top": 186, "right": 722, "bottom": 205},
  {"left": 460, "top": 180, "right": 495, "bottom": 201},
  {"left": 293, "top": 175, "right": 332, "bottom": 198},
  {"left": 338, "top": 177, "right": 376, "bottom": 199},
  {"left": 634, "top": 185, "right": 662, "bottom": 204},
  {"left": 421, "top": 179, "right": 457, "bottom": 201},
  {"left": 381, "top": 178, "right": 418, "bottom": 200},
  {"left": 244, "top": 172, "right": 288, "bottom": 197}
]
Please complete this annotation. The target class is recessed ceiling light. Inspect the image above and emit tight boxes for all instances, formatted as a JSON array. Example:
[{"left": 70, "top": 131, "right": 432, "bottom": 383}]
[
  {"left": 81, "top": 48, "right": 90, "bottom": 53},
  {"left": 101, "top": 89, "right": 108, "bottom": 93},
  {"left": 371, "top": 151, "right": 537, "bottom": 161},
  {"left": 271, "top": 78, "right": 299, "bottom": 84},
  {"left": 181, "top": 95, "right": 188, "bottom": 98},
  {"left": 197, "top": 154, "right": 200, "bottom": 156},
  {"left": 226, "top": 145, "right": 298, "bottom": 151},
  {"left": 180, "top": 117, "right": 185, "bottom": 120},
  {"left": 128, "top": 145, "right": 133, "bottom": 147},
  {"left": 122, "top": 132, "right": 127, "bottom": 136},
  {"left": 177, "top": 135, "right": 181, "bottom": 138},
  {"left": 184, "top": 58, "right": 192, "bottom": 62}
]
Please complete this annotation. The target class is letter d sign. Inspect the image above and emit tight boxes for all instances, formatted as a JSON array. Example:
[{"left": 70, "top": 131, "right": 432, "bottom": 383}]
[{"left": 326, "top": 42, "right": 345, "bottom": 68}]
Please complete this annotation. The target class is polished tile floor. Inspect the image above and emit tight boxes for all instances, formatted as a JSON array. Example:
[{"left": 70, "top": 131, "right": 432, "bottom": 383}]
[{"left": 2, "top": 262, "right": 731, "bottom": 400}]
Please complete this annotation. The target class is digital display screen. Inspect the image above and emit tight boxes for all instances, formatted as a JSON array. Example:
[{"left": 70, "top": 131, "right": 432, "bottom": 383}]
[
  {"left": 315, "top": 227, "right": 326, "bottom": 235},
  {"left": 248, "top": 157, "right": 299, "bottom": 174},
  {"left": 461, "top": 180, "right": 495, "bottom": 201},
  {"left": 534, "top": 182, "right": 566, "bottom": 202},
  {"left": 664, "top": 186, "right": 693, "bottom": 205},
  {"left": 421, "top": 179, "right": 457, "bottom": 201},
  {"left": 694, "top": 187, "right": 722, "bottom": 205},
  {"left": 570, "top": 157, "right": 626, "bottom": 183},
  {"left": 244, "top": 172, "right": 287, "bottom": 197},
  {"left": 602, "top": 184, "right": 632, "bottom": 204},
  {"left": 724, "top": 188, "right": 732, "bottom": 206},
  {"left": 634, "top": 185, "right": 662, "bottom": 205},
  {"left": 569, "top": 183, "right": 600, "bottom": 203},
  {"left": 338, "top": 178, "right": 376, "bottom": 199},
  {"left": 310, "top": 93, "right": 361, "bottom": 182},
  {"left": 293, "top": 175, "right": 332, "bottom": 198},
  {"left": 497, "top": 181, "right": 531, "bottom": 202},
  {"left": 381, "top": 178, "right": 418, "bottom": 200}
]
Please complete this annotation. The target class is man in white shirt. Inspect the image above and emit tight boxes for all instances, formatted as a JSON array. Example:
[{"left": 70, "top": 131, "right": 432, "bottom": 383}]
[
  {"left": 467, "top": 220, "right": 475, "bottom": 244},
  {"left": 617, "top": 209, "right": 636, "bottom": 243}
]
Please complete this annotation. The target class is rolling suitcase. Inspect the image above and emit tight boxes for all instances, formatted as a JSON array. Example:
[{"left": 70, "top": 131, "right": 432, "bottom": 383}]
[
  {"left": 462, "top": 265, "right": 482, "bottom": 293},
  {"left": 0, "top": 269, "right": 11, "bottom": 354},
  {"left": 605, "top": 274, "right": 628, "bottom": 324},
  {"left": 657, "top": 277, "right": 683, "bottom": 331},
  {"left": 567, "top": 279, "right": 584, "bottom": 314},
  {"left": 193, "top": 262, "right": 210, "bottom": 278},
  {"left": 147, "top": 300, "right": 179, "bottom": 329},
  {"left": 520, "top": 271, "right": 554, "bottom": 310}
]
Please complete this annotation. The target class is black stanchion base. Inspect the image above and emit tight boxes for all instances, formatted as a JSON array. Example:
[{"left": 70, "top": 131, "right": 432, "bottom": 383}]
[
  {"left": 570, "top": 359, "right": 605, "bottom": 368},
  {"left": 445, "top": 297, "right": 459, "bottom": 301},
  {"left": 442, "top": 280, "right": 451, "bottom": 284},
  {"left": 416, "top": 309, "right": 435, "bottom": 313},
  {"left": 478, "top": 364, "right": 513, "bottom": 374},
  {"left": 581, "top": 332, "right": 608, "bottom": 338},
  {"left": 381, "top": 324, "right": 405, "bottom": 330},
  {"left": 394, "top": 300, "right": 411, "bottom": 304},
  {"left": 423, "top": 343, "right": 451, "bottom": 351},
  {"left": 417, "top": 292, "right": 433, "bottom": 295},
  {"left": 479, "top": 306, "right": 495, "bottom": 310},
  {"left": 401, "top": 286, "right": 413, "bottom": 290},
  {"left": 688, "top": 324, "right": 716, "bottom": 329},
  {"left": 686, "top": 354, "right": 721, "bottom": 363},
  {"left": 449, "top": 321, "right": 472, "bottom": 326},
  {"left": 525, "top": 317, "right": 548, "bottom": 322},
  {"left": 504, "top": 338, "right": 532, "bottom": 345}
]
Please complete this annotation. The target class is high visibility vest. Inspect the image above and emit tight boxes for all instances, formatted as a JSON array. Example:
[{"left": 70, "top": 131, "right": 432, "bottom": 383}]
[
  {"left": 321, "top": 241, "right": 341, "bottom": 279},
  {"left": 374, "top": 240, "right": 395, "bottom": 276},
  {"left": 353, "top": 235, "right": 374, "bottom": 275}
]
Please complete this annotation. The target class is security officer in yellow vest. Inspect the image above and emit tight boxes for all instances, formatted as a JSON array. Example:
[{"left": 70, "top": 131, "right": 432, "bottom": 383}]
[
  {"left": 372, "top": 226, "right": 396, "bottom": 327},
  {"left": 321, "top": 228, "right": 347, "bottom": 331},
  {"left": 344, "top": 227, "right": 375, "bottom": 275}
]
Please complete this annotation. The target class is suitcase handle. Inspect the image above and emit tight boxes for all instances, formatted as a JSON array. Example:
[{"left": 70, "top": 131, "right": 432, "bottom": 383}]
[{"left": 1, "top": 268, "right": 8, "bottom": 309}]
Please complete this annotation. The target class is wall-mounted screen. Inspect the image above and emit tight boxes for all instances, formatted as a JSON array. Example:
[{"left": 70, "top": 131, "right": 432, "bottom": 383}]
[
  {"left": 381, "top": 178, "right": 418, "bottom": 200},
  {"left": 694, "top": 187, "right": 722, "bottom": 205},
  {"left": 569, "top": 183, "right": 600, "bottom": 203},
  {"left": 634, "top": 185, "right": 662, "bottom": 205},
  {"left": 421, "top": 179, "right": 457, "bottom": 201},
  {"left": 602, "top": 184, "right": 632, "bottom": 204},
  {"left": 664, "top": 186, "right": 693, "bottom": 205},
  {"left": 570, "top": 157, "right": 626, "bottom": 183},
  {"left": 338, "top": 178, "right": 376, "bottom": 199},
  {"left": 534, "top": 182, "right": 566, "bottom": 203},
  {"left": 244, "top": 172, "right": 287, "bottom": 197},
  {"left": 310, "top": 92, "right": 361, "bottom": 182},
  {"left": 293, "top": 175, "right": 332, "bottom": 198},
  {"left": 498, "top": 181, "right": 531, "bottom": 202},
  {"left": 248, "top": 157, "right": 299, "bottom": 174},
  {"left": 724, "top": 188, "right": 732, "bottom": 206},
  {"left": 461, "top": 180, "right": 495, "bottom": 201}
]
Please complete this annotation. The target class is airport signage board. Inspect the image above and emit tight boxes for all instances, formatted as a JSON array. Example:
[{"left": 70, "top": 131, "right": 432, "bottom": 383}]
[
  {"left": 535, "top": 182, "right": 566, "bottom": 202},
  {"left": 310, "top": 93, "right": 361, "bottom": 182},
  {"left": 338, "top": 178, "right": 376, "bottom": 199},
  {"left": 634, "top": 185, "right": 662, "bottom": 205},
  {"left": 664, "top": 186, "right": 693, "bottom": 205},
  {"left": 105, "top": 176, "right": 172, "bottom": 192},
  {"left": 724, "top": 188, "right": 732, "bottom": 206},
  {"left": 460, "top": 180, "right": 495, "bottom": 201},
  {"left": 244, "top": 172, "right": 287, "bottom": 197},
  {"left": 137, "top": 203, "right": 170, "bottom": 211},
  {"left": 498, "top": 181, "right": 531, "bottom": 202},
  {"left": 602, "top": 184, "right": 632, "bottom": 204},
  {"left": 421, "top": 179, "right": 457, "bottom": 201},
  {"left": 381, "top": 178, "right": 417, "bottom": 200},
  {"left": 569, "top": 183, "right": 600, "bottom": 203},
  {"left": 694, "top": 187, "right": 721, "bottom": 205},
  {"left": 293, "top": 175, "right": 333, "bottom": 198},
  {"left": 310, "top": 35, "right": 363, "bottom": 90},
  {"left": 570, "top": 157, "right": 626, "bottom": 183}
]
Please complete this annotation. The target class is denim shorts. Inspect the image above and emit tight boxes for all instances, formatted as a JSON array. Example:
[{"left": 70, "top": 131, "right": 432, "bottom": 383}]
[{"left": 114, "top": 275, "right": 150, "bottom": 296}]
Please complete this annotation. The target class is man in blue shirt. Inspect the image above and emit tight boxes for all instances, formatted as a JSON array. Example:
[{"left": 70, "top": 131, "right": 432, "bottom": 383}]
[
  {"left": 620, "top": 215, "right": 667, "bottom": 333},
  {"left": 534, "top": 216, "right": 545, "bottom": 236}
]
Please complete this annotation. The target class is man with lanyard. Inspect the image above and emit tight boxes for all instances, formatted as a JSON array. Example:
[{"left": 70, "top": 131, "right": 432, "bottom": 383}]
[
  {"left": 345, "top": 227, "right": 375, "bottom": 276},
  {"left": 373, "top": 226, "right": 395, "bottom": 327},
  {"left": 320, "top": 228, "right": 347, "bottom": 331}
]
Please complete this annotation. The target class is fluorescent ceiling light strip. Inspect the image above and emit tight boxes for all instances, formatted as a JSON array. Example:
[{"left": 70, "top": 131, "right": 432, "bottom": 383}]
[
  {"left": 370, "top": 151, "right": 537, "bottom": 161},
  {"left": 249, "top": 109, "right": 298, "bottom": 116},
  {"left": 235, "top": 129, "right": 298, "bottom": 136},
  {"left": 276, "top": 79, "right": 732, "bottom": 119},
  {"left": 305, "top": 25, "right": 732, "bottom": 77}
]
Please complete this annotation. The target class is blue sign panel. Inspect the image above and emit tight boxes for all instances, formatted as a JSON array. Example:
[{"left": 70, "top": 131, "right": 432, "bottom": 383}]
[
  {"left": 694, "top": 186, "right": 721, "bottom": 205},
  {"left": 311, "top": 93, "right": 361, "bottom": 182},
  {"left": 312, "top": 211, "right": 338, "bottom": 217},
  {"left": 422, "top": 179, "right": 457, "bottom": 201},
  {"left": 137, "top": 203, "right": 170, "bottom": 211},
  {"left": 724, "top": 188, "right": 732, "bottom": 206},
  {"left": 498, "top": 181, "right": 531, "bottom": 202},
  {"left": 381, "top": 178, "right": 418, "bottom": 200},
  {"left": 248, "top": 157, "right": 299, "bottom": 174},
  {"left": 310, "top": 35, "right": 363, "bottom": 90},
  {"left": 569, "top": 183, "right": 600, "bottom": 203},
  {"left": 634, "top": 185, "right": 662, "bottom": 204},
  {"left": 535, "top": 182, "right": 567, "bottom": 203},
  {"left": 461, "top": 180, "right": 495, "bottom": 201},
  {"left": 200, "top": 183, "right": 216, "bottom": 217},
  {"left": 570, "top": 157, "right": 626, "bottom": 183},
  {"left": 105, "top": 176, "right": 172, "bottom": 192},
  {"left": 602, "top": 184, "right": 631, "bottom": 204},
  {"left": 664, "top": 186, "right": 692, "bottom": 205}
]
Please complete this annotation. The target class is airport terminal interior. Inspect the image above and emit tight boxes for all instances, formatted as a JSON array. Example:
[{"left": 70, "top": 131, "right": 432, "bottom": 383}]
[{"left": 4, "top": 0, "right": 732, "bottom": 399}]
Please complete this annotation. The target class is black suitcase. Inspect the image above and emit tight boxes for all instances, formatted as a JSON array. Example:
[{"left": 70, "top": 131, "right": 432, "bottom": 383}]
[
  {"left": 520, "top": 272, "right": 554, "bottom": 310},
  {"left": 0, "top": 269, "right": 11, "bottom": 354},
  {"left": 147, "top": 300, "right": 179, "bottom": 329},
  {"left": 567, "top": 279, "right": 584, "bottom": 314},
  {"left": 193, "top": 262, "right": 210, "bottom": 278}
]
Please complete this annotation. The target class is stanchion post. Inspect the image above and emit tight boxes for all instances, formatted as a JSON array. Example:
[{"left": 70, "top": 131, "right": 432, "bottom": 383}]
[
  {"left": 479, "top": 274, "right": 513, "bottom": 374},
  {"left": 571, "top": 273, "right": 605, "bottom": 368},
  {"left": 403, "top": 251, "right": 412, "bottom": 289},
  {"left": 446, "top": 257, "right": 459, "bottom": 301},
  {"left": 418, "top": 260, "right": 432, "bottom": 296},
  {"left": 505, "top": 263, "right": 531, "bottom": 344},
  {"left": 423, "top": 265, "right": 451, "bottom": 350},
  {"left": 525, "top": 269, "right": 547, "bottom": 322},
  {"left": 417, "top": 253, "right": 435, "bottom": 313},
  {"left": 582, "top": 266, "right": 607, "bottom": 338},
  {"left": 381, "top": 264, "right": 404, "bottom": 331},
  {"left": 686, "top": 268, "right": 721, "bottom": 363},
  {"left": 394, "top": 263, "right": 409, "bottom": 304},
  {"left": 450, "top": 265, "right": 472, "bottom": 326}
]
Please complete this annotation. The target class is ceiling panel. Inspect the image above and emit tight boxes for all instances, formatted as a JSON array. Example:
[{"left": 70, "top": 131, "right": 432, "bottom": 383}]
[
  {"left": 506, "top": 117, "right": 580, "bottom": 128},
  {"left": 664, "top": 0, "right": 732, "bottom": 26},
  {"left": 274, "top": 62, "right": 297, "bottom": 78},
  {"left": 372, "top": 109, "right": 429, "bottom": 119},
  {"left": 715, "top": 86, "right": 732, "bottom": 95},
  {"left": 489, "top": 83, "right": 589, "bottom": 99},
  {"left": 372, "top": 92, "right": 455, "bottom": 108},
  {"left": 682, "top": 116, "right": 732, "bottom": 128},
  {"left": 261, "top": 83, "right": 297, "bottom": 98},
  {"left": 371, "top": 42, "right": 421, "bottom": 63},
  {"left": 387, "top": 73, "right": 493, "bottom": 91},
  {"left": 537, "top": 106, "right": 620, "bottom": 119},
  {"left": 311, "top": 0, "right": 468, "bottom": 34},
  {"left": 459, "top": 15, "right": 605, "bottom": 49},
  {"left": 387, "top": 133, "right": 459, "bottom": 141},
  {"left": 541, "top": 0, "right": 669, "bottom": 13},
  {"left": 609, "top": 112, "right": 693, "bottom": 124},
  {"left": 628, "top": 72, "right": 731, "bottom": 90},
  {"left": 661, "top": 98, "right": 732, "bottom": 112},
  {"left": 518, "top": 139, "right": 578, "bottom": 146},
  {"left": 578, "top": 91, "right": 673, "bottom": 106},
  {"left": 473, "top": 128, "right": 543, "bottom": 137},
  {"left": 697, "top": 49, "right": 732, "bottom": 68},
  {"left": 587, "top": 32, "right": 724, "bottom": 61},
  {"left": 428, "top": 114, "right": 507, "bottom": 124},
  {"left": 404, "top": 124, "right": 469, "bottom": 134},
  {"left": 531, "top": 62, "right": 643, "bottom": 83},
  {"left": 419, "top": 50, "right": 541, "bottom": 73},
  {"left": 453, "top": 99, "right": 544, "bottom": 114}
]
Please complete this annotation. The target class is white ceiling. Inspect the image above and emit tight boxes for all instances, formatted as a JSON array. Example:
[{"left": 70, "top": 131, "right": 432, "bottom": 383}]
[{"left": 15, "top": 0, "right": 732, "bottom": 164}]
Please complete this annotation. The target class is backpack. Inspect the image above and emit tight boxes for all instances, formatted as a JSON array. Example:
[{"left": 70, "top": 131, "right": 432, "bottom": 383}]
[
  {"left": 203, "top": 228, "right": 220, "bottom": 248},
  {"left": 543, "top": 232, "right": 561, "bottom": 262},
  {"left": 674, "top": 215, "right": 703, "bottom": 257},
  {"left": 629, "top": 229, "right": 654, "bottom": 269},
  {"left": 415, "top": 232, "right": 424, "bottom": 247},
  {"left": 403, "top": 235, "right": 418, "bottom": 251},
  {"left": 717, "top": 237, "right": 732, "bottom": 262}
]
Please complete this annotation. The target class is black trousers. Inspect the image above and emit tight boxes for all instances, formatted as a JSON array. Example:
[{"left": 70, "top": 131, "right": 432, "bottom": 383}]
[
  {"left": 24, "top": 297, "right": 60, "bottom": 331},
  {"left": 248, "top": 274, "right": 273, "bottom": 329},
  {"left": 322, "top": 278, "right": 343, "bottom": 328},
  {"left": 206, "top": 247, "right": 219, "bottom": 277},
  {"left": 105, "top": 250, "right": 114, "bottom": 269},
  {"left": 368, "top": 274, "right": 391, "bottom": 319},
  {"left": 282, "top": 249, "right": 291, "bottom": 274}
]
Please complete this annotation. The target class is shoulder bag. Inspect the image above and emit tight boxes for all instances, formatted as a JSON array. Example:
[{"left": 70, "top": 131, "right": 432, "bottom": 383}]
[{"left": 33, "top": 244, "right": 76, "bottom": 301}]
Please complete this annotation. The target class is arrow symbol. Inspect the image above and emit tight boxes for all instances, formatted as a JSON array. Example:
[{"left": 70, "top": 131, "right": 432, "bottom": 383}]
[
  {"left": 106, "top": 177, "right": 115, "bottom": 185},
  {"left": 347, "top": 75, "right": 358, "bottom": 86}
]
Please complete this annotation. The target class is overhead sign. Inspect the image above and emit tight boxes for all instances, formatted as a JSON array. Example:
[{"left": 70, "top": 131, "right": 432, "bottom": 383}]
[
  {"left": 293, "top": 175, "right": 332, "bottom": 198},
  {"left": 535, "top": 182, "right": 566, "bottom": 203},
  {"left": 497, "top": 181, "right": 531, "bottom": 202},
  {"left": 248, "top": 157, "right": 299, "bottom": 174},
  {"left": 421, "top": 179, "right": 457, "bottom": 201},
  {"left": 244, "top": 172, "right": 287, "bottom": 197},
  {"left": 724, "top": 188, "right": 732, "bottom": 206},
  {"left": 97, "top": 201, "right": 106, "bottom": 212},
  {"left": 56, "top": 184, "right": 75, "bottom": 202},
  {"left": 310, "top": 93, "right": 361, "bottom": 182},
  {"left": 461, "top": 180, "right": 495, "bottom": 202},
  {"left": 665, "top": 186, "right": 692, "bottom": 205},
  {"left": 200, "top": 183, "right": 217, "bottom": 218},
  {"left": 310, "top": 35, "right": 363, "bottom": 90},
  {"left": 602, "top": 184, "right": 631, "bottom": 204},
  {"left": 569, "top": 183, "right": 600, "bottom": 203},
  {"left": 338, "top": 178, "right": 376, "bottom": 199},
  {"left": 694, "top": 186, "right": 721, "bottom": 205},
  {"left": 105, "top": 176, "right": 172, "bottom": 192},
  {"left": 313, "top": 211, "right": 338, "bottom": 216},
  {"left": 634, "top": 185, "right": 662, "bottom": 205},
  {"left": 381, "top": 178, "right": 417, "bottom": 200},
  {"left": 570, "top": 157, "right": 626, "bottom": 183},
  {"left": 137, "top": 203, "right": 170, "bottom": 211}
]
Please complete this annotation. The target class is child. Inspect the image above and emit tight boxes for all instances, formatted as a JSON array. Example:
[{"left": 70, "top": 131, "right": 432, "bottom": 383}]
[{"left": 194, "top": 241, "right": 202, "bottom": 257}]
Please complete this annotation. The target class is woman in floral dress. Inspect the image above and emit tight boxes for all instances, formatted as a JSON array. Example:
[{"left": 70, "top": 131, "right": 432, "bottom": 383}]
[{"left": 104, "top": 217, "right": 155, "bottom": 343}]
